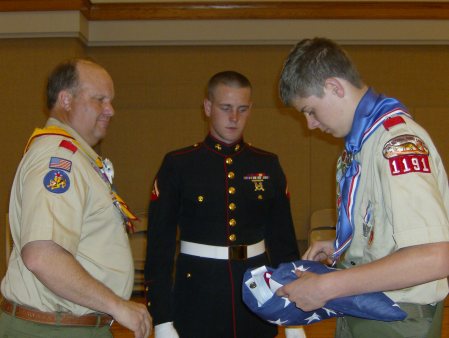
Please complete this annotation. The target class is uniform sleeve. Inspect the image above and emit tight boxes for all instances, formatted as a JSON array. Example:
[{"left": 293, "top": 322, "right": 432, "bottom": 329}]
[
  {"left": 20, "top": 145, "right": 85, "bottom": 255},
  {"left": 377, "top": 132, "right": 449, "bottom": 249},
  {"left": 144, "top": 154, "right": 181, "bottom": 325},
  {"left": 264, "top": 157, "right": 300, "bottom": 267}
]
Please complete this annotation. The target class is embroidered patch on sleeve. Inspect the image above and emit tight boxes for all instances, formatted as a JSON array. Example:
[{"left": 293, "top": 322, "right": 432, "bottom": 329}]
[
  {"left": 49, "top": 157, "right": 72, "bottom": 172},
  {"left": 383, "top": 135, "right": 431, "bottom": 176},
  {"left": 43, "top": 170, "right": 70, "bottom": 194},
  {"left": 387, "top": 155, "right": 431, "bottom": 176},
  {"left": 382, "top": 134, "right": 429, "bottom": 158}
]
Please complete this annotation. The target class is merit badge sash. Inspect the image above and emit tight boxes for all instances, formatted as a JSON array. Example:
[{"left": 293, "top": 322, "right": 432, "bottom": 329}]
[{"left": 333, "top": 88, "right": 412, "bottom": 260}]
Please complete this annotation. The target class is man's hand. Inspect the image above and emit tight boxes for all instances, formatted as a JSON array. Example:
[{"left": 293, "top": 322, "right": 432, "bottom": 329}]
[
  {"left": 21, "top": 241, "right": 152, "bottom": 338},
  {"left": 276, "top": 270, "right": 329, "bottom": 312},
  {"left": 112, "top": 299, "right": 153, "bottom": 338},
  {"left": 274, "top": 240, "right": 335, "bottom": 312},
  {"left": 302, "top": 240, "right": 335, "bottom": 264}
]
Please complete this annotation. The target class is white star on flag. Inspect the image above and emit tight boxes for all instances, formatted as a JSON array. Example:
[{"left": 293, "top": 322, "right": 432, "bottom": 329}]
[
  {"left": 305, "top": 312, "right": 321, "bottom": 324},
  {"left": 323, "top": 307, "right": 337, "bottom": 316},
  {"left": 268, "top": 318, "right": 289, "bottom": 325},
  {"left": 290, "top": 262, "right": 310, "bottom": 274}
]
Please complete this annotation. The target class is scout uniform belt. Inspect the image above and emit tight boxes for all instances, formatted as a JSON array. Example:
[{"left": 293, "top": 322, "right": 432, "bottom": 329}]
[{"left": 1, "top": 298, "right": 114, "bottom": 327}]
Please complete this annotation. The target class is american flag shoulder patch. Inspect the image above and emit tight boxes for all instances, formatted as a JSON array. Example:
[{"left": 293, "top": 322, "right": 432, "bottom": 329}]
[{"left": 49, "top": 157, "right": 72, "bottom": 172}]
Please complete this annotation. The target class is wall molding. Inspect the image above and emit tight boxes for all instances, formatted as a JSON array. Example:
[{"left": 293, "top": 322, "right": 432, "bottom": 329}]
[
  {"left": 0, "top": 1, "right": 89, "bottom": 13},
  {"left": 2, "top": 1, "right": 449, "bottom": 20},
  {"left": 88, "top": 1, "right": 449, "bottom": 20},
  {"left": 2, "top": 1, "right": 449, "bottom": 45}
]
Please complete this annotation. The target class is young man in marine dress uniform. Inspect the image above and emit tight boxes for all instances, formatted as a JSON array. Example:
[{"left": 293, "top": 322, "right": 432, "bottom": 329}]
[{"left": 145, "top": 71, "right": 305, "bottom": 338}]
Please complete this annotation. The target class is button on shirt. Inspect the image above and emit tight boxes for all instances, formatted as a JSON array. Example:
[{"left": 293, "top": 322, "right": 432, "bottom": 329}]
[{"left": 145, "top": 134, "right": 299, "bottom": 325}]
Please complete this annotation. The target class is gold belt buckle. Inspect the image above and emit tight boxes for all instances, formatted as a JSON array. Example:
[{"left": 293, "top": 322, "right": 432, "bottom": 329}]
[{"left": 229, "top": 245, "right": 247, "bottom": 260}]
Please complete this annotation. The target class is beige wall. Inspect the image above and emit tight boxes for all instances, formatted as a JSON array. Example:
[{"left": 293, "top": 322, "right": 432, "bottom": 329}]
[{"left": 1, "top": 39, "right": 448, "bottom": 277}]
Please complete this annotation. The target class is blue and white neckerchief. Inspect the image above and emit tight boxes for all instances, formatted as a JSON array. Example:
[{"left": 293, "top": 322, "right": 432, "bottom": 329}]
[{"left": 332, "top": 88, "right": 412, "bottom": 261}]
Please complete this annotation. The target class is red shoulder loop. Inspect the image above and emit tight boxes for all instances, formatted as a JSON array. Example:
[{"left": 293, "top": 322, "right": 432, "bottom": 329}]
[
  {"left": 59, "top": 140, "right": 78, "bottom": 154},
  {"left": 383, "top": 116, "right": 406, "bottom": 131}
]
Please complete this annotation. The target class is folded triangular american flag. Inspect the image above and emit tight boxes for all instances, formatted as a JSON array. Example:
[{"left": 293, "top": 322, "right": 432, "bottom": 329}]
[{"left": 242, "top": 260, "right": 407, "bottom": 326}]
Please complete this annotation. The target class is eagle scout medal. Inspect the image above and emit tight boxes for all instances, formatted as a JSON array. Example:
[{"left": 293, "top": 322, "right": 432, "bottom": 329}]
[
  {"left": 93, "top": 157, "right": 137, "bottom": 231},
  {"left": 336, "top": 150, "right": 353, "bottom": 183},
  {"left": 336, "top": 150, "right": 353, "bottom": 209},
  {"left": 112, "top": 191, "right": 138, "bottom": 231},
  {"left": 102, "top": 158, "right": 114, "bottom": 184}
]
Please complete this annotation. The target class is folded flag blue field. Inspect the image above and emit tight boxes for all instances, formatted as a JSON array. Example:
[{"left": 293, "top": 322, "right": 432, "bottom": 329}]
[{"left": 243, "top": 260, "right": 407, "bottom": 326}]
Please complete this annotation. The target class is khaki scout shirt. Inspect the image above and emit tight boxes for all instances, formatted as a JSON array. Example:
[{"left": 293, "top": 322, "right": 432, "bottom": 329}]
[
  {"left": 1, "top": 118, "right": 134, "bottom": 315},
  {"left": 340, "top": 116, "right": 449, "bottom": 304}
]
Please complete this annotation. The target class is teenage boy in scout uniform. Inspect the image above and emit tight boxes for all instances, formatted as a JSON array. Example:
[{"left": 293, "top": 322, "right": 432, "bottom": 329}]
[
  {"left": 0, "top": 59, "right": 152, "bottom": 338},
  {"left": 145, "top": 71, "right": 305, "bottom": 338},
  {"left": 277, "top": 37, "right": 449, "bottom": 337}
]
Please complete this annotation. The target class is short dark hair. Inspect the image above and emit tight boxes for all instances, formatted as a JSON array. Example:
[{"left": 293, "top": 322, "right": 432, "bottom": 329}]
[
  {"left": 46, "top": 59, "right": 82, "bottom": 111},
  {"left": 207, "top": 71, "right": 252, "bottom": 100},
  {"left": 279, "top": 37, "right": 364, "bottom": 105}
]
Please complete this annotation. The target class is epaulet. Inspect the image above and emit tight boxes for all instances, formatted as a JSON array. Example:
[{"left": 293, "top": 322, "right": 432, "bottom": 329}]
[
  {"left": 59, "top": 140, "right": 78, "bottom": 154},
  {"left": 168, "top": 142, "right": 202, "bottom": 157},
  {"left": 383, "top": 116, "right": 406, "bottom": 131}
]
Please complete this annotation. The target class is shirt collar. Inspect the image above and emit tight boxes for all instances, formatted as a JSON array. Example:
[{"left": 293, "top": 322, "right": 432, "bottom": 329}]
[{"left": 203, "top": 133, "right": 245, "bottom": 156}]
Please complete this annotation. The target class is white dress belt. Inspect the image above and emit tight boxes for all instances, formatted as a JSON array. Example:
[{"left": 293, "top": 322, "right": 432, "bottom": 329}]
[{"left": 180, "top": 240, "right": 265, "bottom": 260}]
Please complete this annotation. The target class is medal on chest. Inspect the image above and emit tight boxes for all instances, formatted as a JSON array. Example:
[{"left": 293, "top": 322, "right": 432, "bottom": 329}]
[
  {"left": 244, "top": 173, "right": 270, "bottom": 192},
  {"left": 92, "top": 157, "right": 137, "bottom": 232},
  {"left": 336, "top": 150, "right": 353, "bottom": 206}
]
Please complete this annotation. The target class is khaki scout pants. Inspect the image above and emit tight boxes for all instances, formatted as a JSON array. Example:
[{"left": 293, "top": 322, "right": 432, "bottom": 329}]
[
  {"left": 0, "top": 311, "right": 113, "bottom": 338},
  {"left": 335, "top": 301, "right": 444, "bottom": 338}
]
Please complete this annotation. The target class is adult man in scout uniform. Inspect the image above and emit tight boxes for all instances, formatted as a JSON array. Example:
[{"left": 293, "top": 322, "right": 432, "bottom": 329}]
[
  {"left": 145, "top": 71, "right": 305, "bottom": 337},
  {"left": 0, "top": 59, "right": 152, "bottom": 338},
  {"left": 277, "top": 37, "right": 449, "bottom": 337}
]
